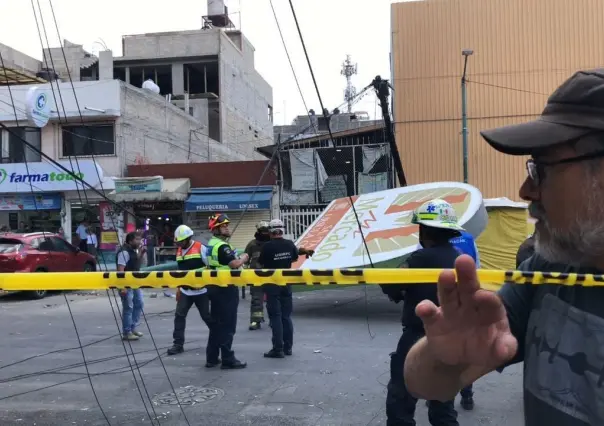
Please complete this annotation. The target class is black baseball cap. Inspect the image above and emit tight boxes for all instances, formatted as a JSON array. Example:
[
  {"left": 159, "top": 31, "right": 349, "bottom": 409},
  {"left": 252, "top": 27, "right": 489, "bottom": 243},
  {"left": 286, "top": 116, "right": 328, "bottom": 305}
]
[{"left": 481, "top": 69, "right": 604, "bottom": 155}]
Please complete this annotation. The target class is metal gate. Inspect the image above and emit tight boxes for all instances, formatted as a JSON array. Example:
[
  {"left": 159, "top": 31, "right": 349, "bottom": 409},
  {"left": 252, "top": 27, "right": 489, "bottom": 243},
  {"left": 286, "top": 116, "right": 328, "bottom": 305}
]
[{"left": 281, "top": 207, "right": 323, "bottom": 241}]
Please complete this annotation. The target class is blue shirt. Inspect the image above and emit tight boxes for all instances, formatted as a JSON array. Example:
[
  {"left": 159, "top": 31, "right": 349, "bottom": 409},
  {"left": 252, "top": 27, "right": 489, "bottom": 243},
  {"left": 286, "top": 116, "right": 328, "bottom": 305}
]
[{"left": 449, "top": 231, "right": 481, "bottom": 267}]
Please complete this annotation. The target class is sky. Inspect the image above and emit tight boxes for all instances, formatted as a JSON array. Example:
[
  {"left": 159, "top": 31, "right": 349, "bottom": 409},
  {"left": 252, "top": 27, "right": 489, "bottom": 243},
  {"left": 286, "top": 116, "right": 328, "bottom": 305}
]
[{"left": 0, "top": 0, "right": 398, "bottom": 125}]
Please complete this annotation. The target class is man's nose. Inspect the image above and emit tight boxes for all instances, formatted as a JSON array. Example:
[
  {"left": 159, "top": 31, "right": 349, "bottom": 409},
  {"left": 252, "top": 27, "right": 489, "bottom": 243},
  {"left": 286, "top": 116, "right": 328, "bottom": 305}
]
[{"left": 519, "top": 176, "right": 539, "bottom": 202}]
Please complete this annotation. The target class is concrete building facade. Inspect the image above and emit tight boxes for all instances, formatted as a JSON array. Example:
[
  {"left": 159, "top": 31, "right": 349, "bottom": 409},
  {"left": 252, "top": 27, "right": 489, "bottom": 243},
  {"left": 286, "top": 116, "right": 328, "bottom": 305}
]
[
  {"left": 0, "top": 80, "right": 238, "bottom": 176},
  {"left": 273, "top": 111, "right": 381, "bottom": 143},
  {"left": 90, "top": 28, "right": 271, "bottom": 160},
  {"left": 2, "top": 26, "right": 273, "bottom": 161},
  {"left": 391, "top": 0, "right": 604, "bottom": 200}
]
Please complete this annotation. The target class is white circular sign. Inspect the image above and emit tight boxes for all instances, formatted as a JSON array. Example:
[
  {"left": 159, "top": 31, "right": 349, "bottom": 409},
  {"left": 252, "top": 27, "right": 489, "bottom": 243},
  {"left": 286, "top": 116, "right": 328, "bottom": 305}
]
[
  {"left": 26, "top": 86, "right": 51, "bottom": 128},
  {"left": 293, "top": 181, "right": 488, "bottom": 269}
]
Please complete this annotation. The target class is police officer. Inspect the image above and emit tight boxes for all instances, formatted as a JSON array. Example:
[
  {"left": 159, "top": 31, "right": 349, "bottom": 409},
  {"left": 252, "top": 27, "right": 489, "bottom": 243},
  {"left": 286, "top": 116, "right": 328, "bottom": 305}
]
[
  {"left": 167, "top": 225, "right": 212, "bottom": 359},
  {"left": 206, "top": 213, "right": 248, "bottom": 369},
  {"left": 418, "top": 229, "right": 481, "bottom": 410},
  {"left": 381, "top": 199, "right": 462, "bottom": 426},
  {"left": 244, "top": 221, "right": 271, "bottom": 330},
  {"left": 258, "top": 219, "right": 314, "bottom": 358}
]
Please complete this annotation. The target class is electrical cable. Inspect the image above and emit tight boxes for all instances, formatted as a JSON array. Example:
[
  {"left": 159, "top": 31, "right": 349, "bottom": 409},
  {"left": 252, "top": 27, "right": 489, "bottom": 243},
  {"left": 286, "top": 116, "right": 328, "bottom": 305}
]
[
  {"left": 0, "top": 321, "right": 195, "bottom": 371},
  {"left": 466, "top": 79, "right": 550, "bottom": 96},
  {"left": 269, "top": 0, "right": 317, "bottom": 135},
  {"left": 287, "top": 0, "right": 376, "bottom": 337},
  {"left": 45, "top": 7, "right": 190, "bottom": 418},
  {"left": 0, "top": 353, "right": 165, "bottom": 402},
  {"left": 33, "top": 0, "right": 88, "bottom": 209},
  {"left": 31, "top": 3, "right": 156, "bottom": 423},
  {"left": 139, "top": 308, "right": 193, "bottom": 426},
  {"left": 45, "top": 2, "right": 165, "bottom": 422},
  {"left": 20, "top": 9, "right": 111, "bottom": 422},
  {"left": 1, "top": 44, "right": 111, "bottom": 424},
  {"left": 0, "top": 338, "right": 206, "bottom": 383},
  {"left": 106, "top": 288, "right": 160, "bottom": 424}
]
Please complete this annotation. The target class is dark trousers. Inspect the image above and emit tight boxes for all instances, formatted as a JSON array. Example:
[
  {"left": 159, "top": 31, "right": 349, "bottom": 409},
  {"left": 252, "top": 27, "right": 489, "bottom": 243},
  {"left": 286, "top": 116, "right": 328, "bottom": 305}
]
[
  {"left": 387, "top": 328, "right": 458, "bottom": 426},
  {"left": 79, "top": 239, "right": 88, "bottom": 253},
  {"left": 460, "top": 384, "right": 473, "bottom": 399},
  {"left": 173, "top": 292, "right": 212, "bottom": 348},
  {"left": 264, "top": 285, "right": 293, "bottom": 351},
  {"left": 250, "top": 285, "right": 265, "bottom": 322},
  {"left": 206, "top": 285, "right": 239, "bottom": 363}
]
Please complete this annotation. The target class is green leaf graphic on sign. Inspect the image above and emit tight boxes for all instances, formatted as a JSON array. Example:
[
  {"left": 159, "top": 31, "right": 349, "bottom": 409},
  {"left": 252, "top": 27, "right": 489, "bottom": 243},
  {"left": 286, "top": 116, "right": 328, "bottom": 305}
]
[{"left": 0, "top": 169, "right": 7, "bottom": 185}]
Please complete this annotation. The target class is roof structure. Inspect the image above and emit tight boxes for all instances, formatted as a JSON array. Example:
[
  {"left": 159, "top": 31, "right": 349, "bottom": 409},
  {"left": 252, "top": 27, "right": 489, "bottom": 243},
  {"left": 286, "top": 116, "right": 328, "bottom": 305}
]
[{"left": 0, "top": 66, "right": 46, "bottom": 85}]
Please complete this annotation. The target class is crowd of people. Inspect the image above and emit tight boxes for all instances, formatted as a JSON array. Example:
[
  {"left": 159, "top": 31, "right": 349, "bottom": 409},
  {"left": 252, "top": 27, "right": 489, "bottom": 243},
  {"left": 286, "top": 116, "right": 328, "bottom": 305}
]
[{"left": 114, "top": 213, "right": 314, "bottom": 368}]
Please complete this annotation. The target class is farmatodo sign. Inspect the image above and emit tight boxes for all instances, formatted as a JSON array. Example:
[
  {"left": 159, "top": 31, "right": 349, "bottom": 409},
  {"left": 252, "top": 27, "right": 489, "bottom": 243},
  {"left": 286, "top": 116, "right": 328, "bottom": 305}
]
[{"left": 0, "top": 160, "right": 104, "bottom": 193}]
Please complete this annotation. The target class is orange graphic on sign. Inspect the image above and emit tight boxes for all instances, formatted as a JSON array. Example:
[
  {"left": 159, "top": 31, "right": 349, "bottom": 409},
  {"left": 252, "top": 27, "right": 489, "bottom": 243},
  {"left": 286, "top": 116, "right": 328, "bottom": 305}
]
[
  {"left": 355, "top": 189, "right": 471, "bottom": 258},
  {"left": 292, "top": 196, "right": 357, "bottom": 268},
  {"left": 385, "top": 192, "right": 469, "bottom": 215}
]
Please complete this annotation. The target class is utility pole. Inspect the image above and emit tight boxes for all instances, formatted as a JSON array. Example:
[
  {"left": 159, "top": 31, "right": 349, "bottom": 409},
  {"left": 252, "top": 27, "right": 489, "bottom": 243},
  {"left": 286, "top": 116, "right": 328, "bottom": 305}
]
[
  {"left": 341, "top": 55, "right": 358, "bottom": 114},
  {"left": 372, "top": 76, "right": 406, "bottom": 187},
  {"left": 461, "top": 49, "right": 473, "bottom": 184}
]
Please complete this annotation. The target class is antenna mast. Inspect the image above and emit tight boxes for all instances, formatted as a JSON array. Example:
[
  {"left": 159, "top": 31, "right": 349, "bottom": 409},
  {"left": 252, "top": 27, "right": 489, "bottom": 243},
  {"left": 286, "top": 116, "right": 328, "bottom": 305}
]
[{"left": 341, "top": 55, "right": 358, "bottom": 114}]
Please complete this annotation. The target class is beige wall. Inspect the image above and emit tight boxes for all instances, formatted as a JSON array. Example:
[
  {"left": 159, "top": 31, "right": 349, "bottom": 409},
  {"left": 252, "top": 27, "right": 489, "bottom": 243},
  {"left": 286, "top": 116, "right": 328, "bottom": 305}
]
[{"left": 391, "top": 0, "right": 604, "bottom": 200}]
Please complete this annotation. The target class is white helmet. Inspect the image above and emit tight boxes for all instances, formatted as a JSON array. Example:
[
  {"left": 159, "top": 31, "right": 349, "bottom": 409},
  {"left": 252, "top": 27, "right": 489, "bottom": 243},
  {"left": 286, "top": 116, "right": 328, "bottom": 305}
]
[
  {"left": 412, "top": 199, "right": 464, "bottom": 231},
  {"left": 269, "top": 219, "right": 285, "bottom": 233},
  {"left": 174, "top": 224, "right": 194, "bottom": 242},
  {"left": 256, "top": 221, "right": 270, "bottom": 231}
]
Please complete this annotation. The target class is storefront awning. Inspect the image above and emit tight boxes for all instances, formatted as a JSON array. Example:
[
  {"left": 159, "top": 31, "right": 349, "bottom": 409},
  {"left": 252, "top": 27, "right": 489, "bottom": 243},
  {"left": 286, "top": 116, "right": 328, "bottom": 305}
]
[
  {"left": 110, "top": 178, "right": 190, "bottom": 203},
  {"left": 185, "top": 186, "right": 273, "bottom": 212}
]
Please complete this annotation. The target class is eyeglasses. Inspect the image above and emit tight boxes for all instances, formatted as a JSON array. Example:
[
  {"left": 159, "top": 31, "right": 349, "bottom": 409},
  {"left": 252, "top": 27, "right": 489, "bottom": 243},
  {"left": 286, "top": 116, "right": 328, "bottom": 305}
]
[{"left": 526, "top": 149, "right": 604, "bottom": 186}]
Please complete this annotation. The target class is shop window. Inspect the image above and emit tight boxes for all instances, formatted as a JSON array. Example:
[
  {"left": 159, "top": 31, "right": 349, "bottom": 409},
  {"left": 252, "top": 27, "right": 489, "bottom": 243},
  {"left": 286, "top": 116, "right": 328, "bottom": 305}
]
[
  {"left": 62, "top": 124, "right": 116, "bottom": 157},
  {"left": 1, "top": 127, "right": 41, "bottom": 163}
]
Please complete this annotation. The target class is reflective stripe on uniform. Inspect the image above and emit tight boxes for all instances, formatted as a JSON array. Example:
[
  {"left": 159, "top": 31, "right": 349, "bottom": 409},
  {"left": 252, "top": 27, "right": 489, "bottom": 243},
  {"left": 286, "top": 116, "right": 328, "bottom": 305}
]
[
  {"left": 207, "top": 237, "right": 233, "bottom": 270},
  {"left": 176, "top": 241, "right": 203, "bottom": 262}
]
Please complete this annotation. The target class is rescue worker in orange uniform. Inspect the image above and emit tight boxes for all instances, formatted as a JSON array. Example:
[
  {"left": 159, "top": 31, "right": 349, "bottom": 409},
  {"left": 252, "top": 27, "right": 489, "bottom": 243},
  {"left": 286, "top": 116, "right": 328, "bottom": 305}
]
[{"left": 166, "top": 225, "right": 212, "bottom": 360}]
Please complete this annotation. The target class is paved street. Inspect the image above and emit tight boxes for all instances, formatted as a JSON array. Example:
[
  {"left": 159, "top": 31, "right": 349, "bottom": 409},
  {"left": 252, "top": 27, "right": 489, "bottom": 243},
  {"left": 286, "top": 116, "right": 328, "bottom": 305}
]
[{"left": 0, "top": 286, "right": 523, "bottom": 426}]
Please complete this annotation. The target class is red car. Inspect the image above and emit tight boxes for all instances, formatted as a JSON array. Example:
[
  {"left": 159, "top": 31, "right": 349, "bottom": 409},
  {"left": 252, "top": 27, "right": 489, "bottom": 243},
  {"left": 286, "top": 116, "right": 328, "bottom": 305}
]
[{"left": 0, "top": 232, "right": 97, "bottom": 299}]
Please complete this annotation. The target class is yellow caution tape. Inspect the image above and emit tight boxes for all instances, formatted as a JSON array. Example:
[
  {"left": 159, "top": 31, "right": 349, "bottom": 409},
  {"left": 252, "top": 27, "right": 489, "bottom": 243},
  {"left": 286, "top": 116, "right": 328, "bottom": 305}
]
[{"left": 0, "top": 269, "right": 601, "bottom": 291}]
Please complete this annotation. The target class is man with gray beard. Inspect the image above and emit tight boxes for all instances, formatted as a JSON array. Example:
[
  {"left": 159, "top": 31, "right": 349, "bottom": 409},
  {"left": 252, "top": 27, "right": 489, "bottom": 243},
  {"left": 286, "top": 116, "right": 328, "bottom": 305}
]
[{"left": 402, "top": 69, "right": 604, "bottom": 426}]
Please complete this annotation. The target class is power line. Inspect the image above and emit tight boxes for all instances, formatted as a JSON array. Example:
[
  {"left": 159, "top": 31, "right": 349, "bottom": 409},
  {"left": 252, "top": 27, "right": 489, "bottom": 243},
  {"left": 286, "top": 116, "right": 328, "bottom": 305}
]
[
  {"left": 467, "top": 79, "right": 550, "bottom": 96},
  {"left": 44, "top": 1, "right": 164, "bottom": 423},
  {"left": 287, "top": 0, "right": 376, "bottom": 339},
  {"left": 30, "top": 2, "right": 112, "bottom": 423},
  {"left": 269, "top": 0, "right": 317, "bottom": 134}
]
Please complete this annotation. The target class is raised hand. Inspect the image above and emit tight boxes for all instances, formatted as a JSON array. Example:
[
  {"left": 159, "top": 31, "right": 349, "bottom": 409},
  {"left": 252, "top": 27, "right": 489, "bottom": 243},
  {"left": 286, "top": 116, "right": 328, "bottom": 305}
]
[{"left": 416, "top": 255, "right": 518, "bottom": 369}]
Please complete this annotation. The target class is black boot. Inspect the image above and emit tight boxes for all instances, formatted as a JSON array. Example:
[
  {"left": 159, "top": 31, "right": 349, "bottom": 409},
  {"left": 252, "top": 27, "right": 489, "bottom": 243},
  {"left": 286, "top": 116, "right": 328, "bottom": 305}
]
[
  {"left": 264, "top": 348, "right": 285, "bottom": 358},
  {"left": 167, "top": 345, "right": 184, "bottom": 355},
  {"left": 284, "top": 348, "right": 292, "bottom": 356},
  {"left": 205, "top": 358, "right": 221, "bottom": 368},
  {"left": 460, "top": 395, "right": 474, "bottom": 411},
  {"left": 221, "top": 358, "right": 247, "bottom": 369}
]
